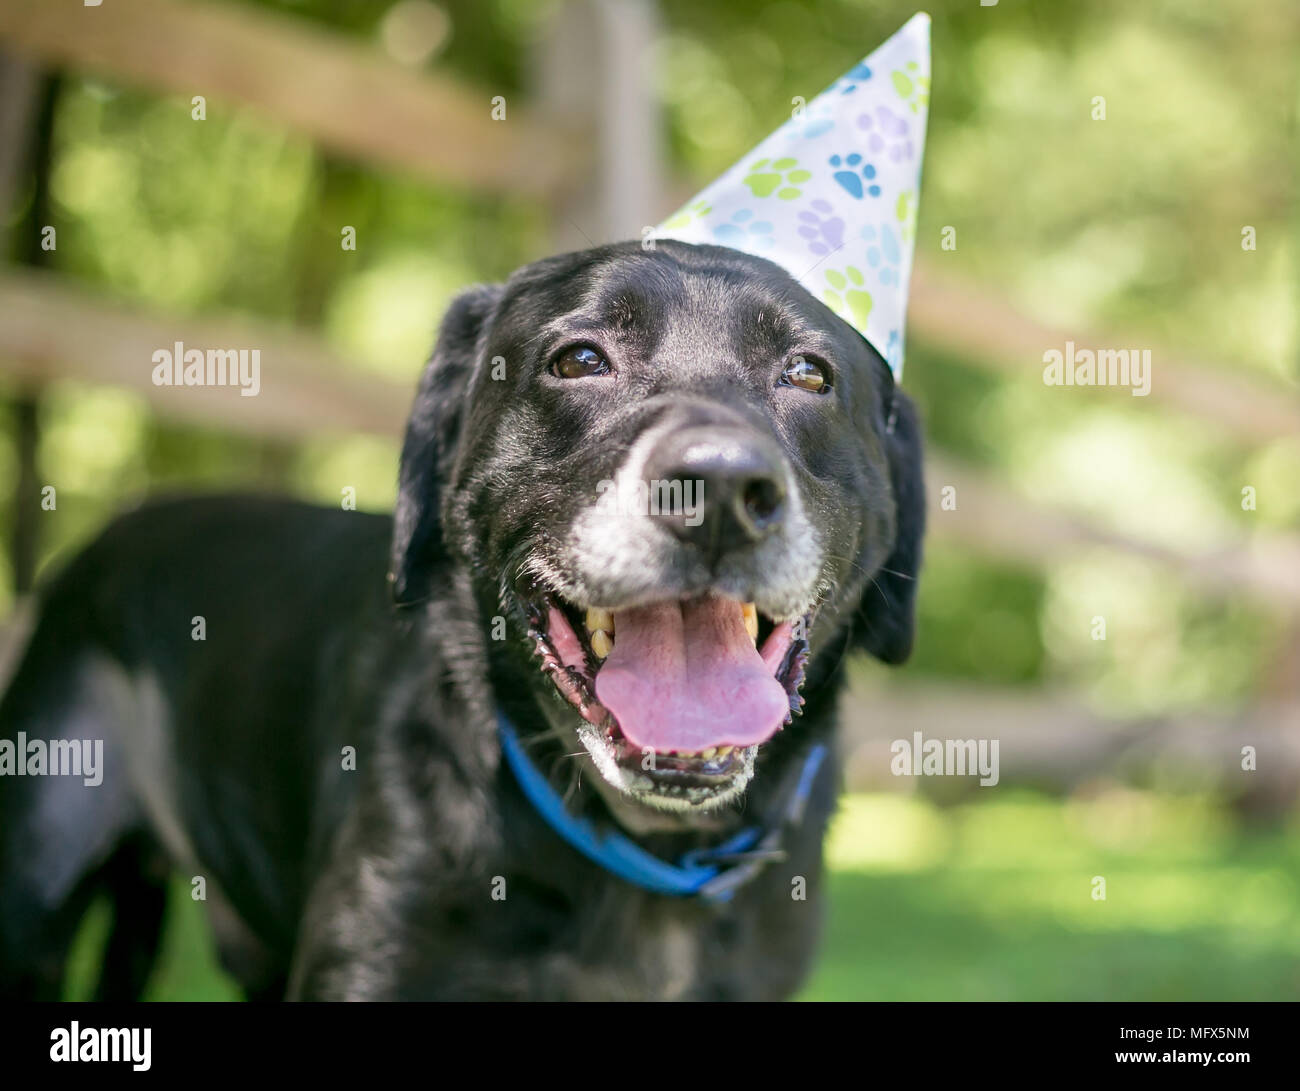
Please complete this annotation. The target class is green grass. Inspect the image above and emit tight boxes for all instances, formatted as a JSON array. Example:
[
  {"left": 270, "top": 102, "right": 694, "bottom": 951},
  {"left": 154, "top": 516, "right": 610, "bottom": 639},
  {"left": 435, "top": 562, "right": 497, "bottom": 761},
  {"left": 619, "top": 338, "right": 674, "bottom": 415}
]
[
  {"left": 804, "top": 791, "right": 1300, "bottom": 1000},
  {"left": 65, "top": 791, "right": 1300, "bottom": 1001}
]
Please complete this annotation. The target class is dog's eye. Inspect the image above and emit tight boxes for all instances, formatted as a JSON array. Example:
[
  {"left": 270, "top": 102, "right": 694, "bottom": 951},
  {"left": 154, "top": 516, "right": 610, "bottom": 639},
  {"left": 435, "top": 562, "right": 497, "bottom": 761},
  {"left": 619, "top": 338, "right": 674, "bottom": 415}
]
[
  {"left": 552, "top": 345, "right": 610, "bottom": 379},
  {"left": 779, "top": 355, "right": 831, "bottom": 394}
]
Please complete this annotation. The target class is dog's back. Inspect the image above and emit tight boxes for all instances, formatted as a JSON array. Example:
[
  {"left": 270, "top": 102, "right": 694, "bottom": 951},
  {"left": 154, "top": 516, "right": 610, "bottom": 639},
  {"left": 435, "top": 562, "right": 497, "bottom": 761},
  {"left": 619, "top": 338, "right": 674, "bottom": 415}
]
[{"left": 0, "top": 495, "right": 391, "bottom": 999}]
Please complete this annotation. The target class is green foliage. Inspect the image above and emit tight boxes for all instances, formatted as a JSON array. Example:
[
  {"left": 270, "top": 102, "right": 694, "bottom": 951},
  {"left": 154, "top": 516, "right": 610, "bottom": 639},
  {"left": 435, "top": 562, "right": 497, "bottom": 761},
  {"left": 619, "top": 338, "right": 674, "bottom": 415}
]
[{"left": 907, "top": 545, "right": 1046, "bottom": 684}]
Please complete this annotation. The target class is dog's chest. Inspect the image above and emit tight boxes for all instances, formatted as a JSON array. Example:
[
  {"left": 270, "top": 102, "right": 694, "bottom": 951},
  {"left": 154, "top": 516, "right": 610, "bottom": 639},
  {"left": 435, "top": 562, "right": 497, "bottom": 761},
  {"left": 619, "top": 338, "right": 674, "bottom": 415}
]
[
  {"left": 553, "top": 882, "right": 809, "bottom": 1001},
  {"left": 560, "top": 906, "right": 714, "bottom": 1000},
  {"left": 626, "top": 914, "right": 701, "bottom": 1000}
]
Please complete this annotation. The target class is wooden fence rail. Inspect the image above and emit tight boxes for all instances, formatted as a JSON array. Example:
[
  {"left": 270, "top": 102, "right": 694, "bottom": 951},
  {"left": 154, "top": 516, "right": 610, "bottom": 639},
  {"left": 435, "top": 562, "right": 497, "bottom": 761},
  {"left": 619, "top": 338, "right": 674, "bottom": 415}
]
[{"left": 0, "top": 0, "right": 587, "bottom": 198}]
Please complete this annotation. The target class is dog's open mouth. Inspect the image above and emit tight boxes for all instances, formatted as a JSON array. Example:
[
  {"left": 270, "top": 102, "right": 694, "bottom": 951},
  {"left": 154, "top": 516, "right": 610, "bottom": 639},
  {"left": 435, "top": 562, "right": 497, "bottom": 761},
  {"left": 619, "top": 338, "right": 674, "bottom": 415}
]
[{"left": 523, "top": 591, "right": 811, "bottom": 807}]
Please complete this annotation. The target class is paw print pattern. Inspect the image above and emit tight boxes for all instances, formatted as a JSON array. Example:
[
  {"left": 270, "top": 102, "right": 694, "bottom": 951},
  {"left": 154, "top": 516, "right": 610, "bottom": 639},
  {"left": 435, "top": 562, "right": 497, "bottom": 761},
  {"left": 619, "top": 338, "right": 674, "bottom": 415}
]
[
  {"left": 796, "top": 98, "right": 836, "bottom": 139},
  {"left": 742, "top": 157, "right": 811, "bottom": 200},
  {"left": 855, "top": 104, "right": 914, "bottom": 162},
  {"left": 883, "top": 329, "right": 902, "bottom": 373},
  {"left": 661, "top": 199, "right": 711, "bottom": 230},
  {"left": 714, "top": 208, "right": 775, "bottom": 249},
  {"left": 891, "top": 61, "right": 930, "bottom": 114},
  {"left": 822, "top": 266, "right": 873, "bottom": 330},
  {"left": 861, "top": 223, "right": 902, "bottom": 287},
  {"left": 837, "top": 62, "right": 874, "bottom": 94},
  {"left": 797, "top": 199, "right": 845, "bottom": 256},
  {"left": 829, "top": 153, "right": 881, "bottom": 199}
]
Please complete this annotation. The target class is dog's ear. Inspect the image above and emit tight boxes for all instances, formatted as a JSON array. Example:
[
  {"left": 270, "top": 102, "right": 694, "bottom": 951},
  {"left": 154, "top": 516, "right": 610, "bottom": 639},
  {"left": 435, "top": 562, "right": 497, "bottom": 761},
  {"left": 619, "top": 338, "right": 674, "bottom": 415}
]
[
  {"left": 389, "top": 284, "right": 501, "bottom": 606},
  {"left": 854, "top": 386, "right": 926, "bottom": 664}
]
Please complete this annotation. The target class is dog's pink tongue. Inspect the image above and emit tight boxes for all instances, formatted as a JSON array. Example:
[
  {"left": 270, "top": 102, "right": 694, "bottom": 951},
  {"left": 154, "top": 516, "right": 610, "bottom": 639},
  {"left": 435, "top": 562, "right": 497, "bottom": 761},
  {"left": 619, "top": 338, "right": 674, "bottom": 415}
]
[{"left": 594, "top": 598, "right": 788, "bottom": 752}]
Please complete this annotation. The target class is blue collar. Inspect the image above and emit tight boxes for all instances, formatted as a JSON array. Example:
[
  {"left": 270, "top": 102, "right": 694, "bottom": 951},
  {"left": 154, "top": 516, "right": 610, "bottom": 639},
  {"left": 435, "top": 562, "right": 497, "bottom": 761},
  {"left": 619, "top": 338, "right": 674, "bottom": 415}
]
[{"left": 498, "top": 713, "right": 827, "bottom": 903}]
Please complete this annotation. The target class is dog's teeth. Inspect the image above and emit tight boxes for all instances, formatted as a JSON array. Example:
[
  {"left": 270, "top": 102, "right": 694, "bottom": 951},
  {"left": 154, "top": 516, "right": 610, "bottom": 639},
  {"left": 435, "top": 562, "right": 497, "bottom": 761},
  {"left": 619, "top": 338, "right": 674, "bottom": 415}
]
[
  {"left": 742, "top": 602, "right": 758, "bottom": 643},
  {"left": 717, "top": 745, "right": 733, "bottom": 757},
  {"left": 590, "top": 629, "right": 613, "bottom": 659},
  {"left": 701, "top": 747, "right": 717, "bottom": 759},
  {"left": 585, "top": 607, "right": 614, "bottom": 634}
]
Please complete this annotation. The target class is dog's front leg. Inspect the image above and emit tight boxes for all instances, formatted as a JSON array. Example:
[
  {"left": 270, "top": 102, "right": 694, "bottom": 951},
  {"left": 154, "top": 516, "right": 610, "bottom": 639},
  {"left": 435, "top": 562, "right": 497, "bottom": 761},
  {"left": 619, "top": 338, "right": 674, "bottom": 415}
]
[
  {"left": 286, "top": 841, "right": 418, "bottom": 1001},
  {"left": 287, "top": 788, "right": 526, "bottom": 1000}
]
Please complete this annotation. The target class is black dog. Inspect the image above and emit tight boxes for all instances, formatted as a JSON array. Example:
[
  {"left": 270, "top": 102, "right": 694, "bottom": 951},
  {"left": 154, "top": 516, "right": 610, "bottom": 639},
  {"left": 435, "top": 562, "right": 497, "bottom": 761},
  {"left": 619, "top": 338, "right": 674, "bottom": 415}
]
[{"left": 0, "top": 240, "right": 924, "bottom": 1000}]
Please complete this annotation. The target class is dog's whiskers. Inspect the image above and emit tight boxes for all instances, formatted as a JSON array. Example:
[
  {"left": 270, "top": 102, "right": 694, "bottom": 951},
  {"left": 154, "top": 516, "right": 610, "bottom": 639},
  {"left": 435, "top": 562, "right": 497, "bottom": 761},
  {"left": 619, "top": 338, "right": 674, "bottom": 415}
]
[
  {"left": 518, "top": 726, "right": 569, "bottom": 754},
  {"left": 877, "top": 566, "right": 916, "bottom": 582}
]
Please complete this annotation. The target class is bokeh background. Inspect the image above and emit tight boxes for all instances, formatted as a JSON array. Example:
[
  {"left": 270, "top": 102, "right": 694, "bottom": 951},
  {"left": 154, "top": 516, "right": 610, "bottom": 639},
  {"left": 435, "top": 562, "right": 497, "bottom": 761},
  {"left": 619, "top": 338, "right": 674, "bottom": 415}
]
[{"left": 0, "top": 0, "right": 1297, "bottom": 1000}]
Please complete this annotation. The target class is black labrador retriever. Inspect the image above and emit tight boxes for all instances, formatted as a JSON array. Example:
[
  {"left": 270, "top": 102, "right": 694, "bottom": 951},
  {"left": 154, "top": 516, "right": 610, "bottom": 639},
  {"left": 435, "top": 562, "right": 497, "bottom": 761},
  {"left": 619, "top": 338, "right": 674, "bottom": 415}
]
[{"left": 0, "top": 240, "right": 924, "bottom": 1000}]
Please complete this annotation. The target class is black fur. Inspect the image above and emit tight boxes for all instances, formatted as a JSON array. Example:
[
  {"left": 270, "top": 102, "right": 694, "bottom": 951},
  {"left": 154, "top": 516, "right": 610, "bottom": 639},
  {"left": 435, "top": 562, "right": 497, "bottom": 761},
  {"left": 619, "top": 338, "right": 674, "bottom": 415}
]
[
  {"left": 0, "top": 241, "right": 924, "bottom": 1000},
  {"left": 852, "top": 391, "right": 925, "bottom": 664}
]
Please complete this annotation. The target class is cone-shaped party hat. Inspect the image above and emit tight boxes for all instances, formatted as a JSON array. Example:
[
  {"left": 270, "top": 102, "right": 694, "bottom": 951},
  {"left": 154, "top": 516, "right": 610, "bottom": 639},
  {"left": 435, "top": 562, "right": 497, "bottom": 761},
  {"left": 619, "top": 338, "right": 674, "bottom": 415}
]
[{"left": 657, "top": 13, "right": 930, "bottom": 378}]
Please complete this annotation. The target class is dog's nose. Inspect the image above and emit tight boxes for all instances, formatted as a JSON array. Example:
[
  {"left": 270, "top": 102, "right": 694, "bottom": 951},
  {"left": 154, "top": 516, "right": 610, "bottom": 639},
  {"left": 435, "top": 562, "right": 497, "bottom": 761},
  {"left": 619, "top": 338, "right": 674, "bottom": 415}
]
[{"left": 643, "top": 427, "right": 786, "bottom": 558}]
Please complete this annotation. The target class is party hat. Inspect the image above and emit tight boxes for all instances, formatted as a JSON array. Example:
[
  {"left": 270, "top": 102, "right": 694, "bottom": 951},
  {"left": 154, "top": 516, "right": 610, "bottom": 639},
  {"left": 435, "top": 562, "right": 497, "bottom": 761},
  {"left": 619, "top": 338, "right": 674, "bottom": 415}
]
[{"left": 657, "top": 13, "right": 930, "bottom": 378}]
